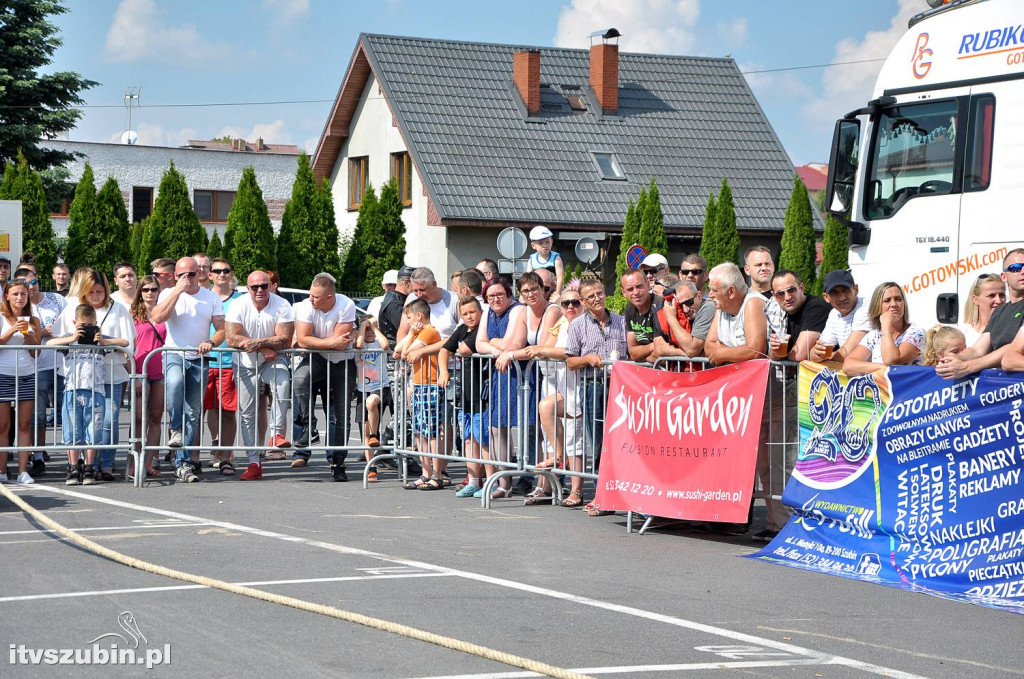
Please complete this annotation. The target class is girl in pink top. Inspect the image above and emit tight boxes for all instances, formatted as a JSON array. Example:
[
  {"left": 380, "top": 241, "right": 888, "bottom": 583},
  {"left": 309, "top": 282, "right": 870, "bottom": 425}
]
[{"left": 130, "top": 275, "right": 166, "bottom": 476}]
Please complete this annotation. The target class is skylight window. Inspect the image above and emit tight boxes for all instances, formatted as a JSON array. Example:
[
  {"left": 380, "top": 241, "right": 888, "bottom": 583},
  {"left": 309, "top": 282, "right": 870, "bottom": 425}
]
[{"left": 591, "top": 151, "right": 625, "bottom": 180}]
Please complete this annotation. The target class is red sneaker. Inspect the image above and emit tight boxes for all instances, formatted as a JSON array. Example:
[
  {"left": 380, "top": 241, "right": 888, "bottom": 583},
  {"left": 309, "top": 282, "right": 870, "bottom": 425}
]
[
  {"left": 269, "top": 434, "right": 291, "bottom": 449},
  {"left": 239, "top": 463, "right": 263, "bottom": 480}
]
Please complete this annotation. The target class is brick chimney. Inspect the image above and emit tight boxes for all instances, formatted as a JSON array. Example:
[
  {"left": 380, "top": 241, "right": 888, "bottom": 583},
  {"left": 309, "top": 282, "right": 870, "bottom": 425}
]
[
  {"left": 513, "top": 49, "right": 541, "bottom": 115},
  {"left": 590, "top": 42, "right": 618, "bottom": 113}
]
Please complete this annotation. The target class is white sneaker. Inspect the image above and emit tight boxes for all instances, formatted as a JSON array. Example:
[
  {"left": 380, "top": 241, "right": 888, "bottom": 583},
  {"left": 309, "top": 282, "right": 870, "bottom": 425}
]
[
  {"left": 0, "top": 473, "right": 8, "bottom": 483},
  {"left": 168, "top": 429, "right": 184, "bottom": 448},
  {"left": 16, "top": 471, "right": 34, "bottom": 485}
]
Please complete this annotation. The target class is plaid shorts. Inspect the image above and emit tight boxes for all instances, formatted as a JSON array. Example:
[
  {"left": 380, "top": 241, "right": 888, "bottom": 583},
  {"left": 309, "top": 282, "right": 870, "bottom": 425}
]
[{"left": 411, "top": 384, "right": 441, "bottom": 438}]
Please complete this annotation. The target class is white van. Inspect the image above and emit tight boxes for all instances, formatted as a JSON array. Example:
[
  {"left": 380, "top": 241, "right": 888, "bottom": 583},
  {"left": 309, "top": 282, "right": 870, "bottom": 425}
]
[{"left": 825, "top": 0, "right": 1022, "bottom": 323}]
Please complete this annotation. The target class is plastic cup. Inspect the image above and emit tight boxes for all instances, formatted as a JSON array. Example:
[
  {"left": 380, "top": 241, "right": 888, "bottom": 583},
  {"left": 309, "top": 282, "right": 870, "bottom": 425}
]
[
  {"left": 822, "top": 343, "right": 835, "bottom": 360},
  {"left": 17, "top": 316, "right": 29, "bottom": 334},
  {"left": 772, "top": 333, "right": 790, "bottom": 360}
]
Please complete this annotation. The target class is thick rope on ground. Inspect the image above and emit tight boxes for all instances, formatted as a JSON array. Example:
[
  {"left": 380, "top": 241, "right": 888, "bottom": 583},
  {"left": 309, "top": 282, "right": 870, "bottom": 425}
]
[{"left": 0, "top": 485, "right": 593, "bottom": 679}]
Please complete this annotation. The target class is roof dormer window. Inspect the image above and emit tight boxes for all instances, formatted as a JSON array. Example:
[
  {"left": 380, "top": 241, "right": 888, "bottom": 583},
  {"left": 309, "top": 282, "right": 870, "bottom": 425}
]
[{"left": 590, "top": 151, "right": 625, "bottom": 180}]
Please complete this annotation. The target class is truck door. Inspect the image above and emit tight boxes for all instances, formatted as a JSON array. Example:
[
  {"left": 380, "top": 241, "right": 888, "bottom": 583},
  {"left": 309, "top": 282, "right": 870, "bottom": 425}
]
[
  {"left": 959, "top": 86, "right": 1023, "bottom": 318},
  {"left": 853, "top": 95, "right": 965, "bottom": 319}
]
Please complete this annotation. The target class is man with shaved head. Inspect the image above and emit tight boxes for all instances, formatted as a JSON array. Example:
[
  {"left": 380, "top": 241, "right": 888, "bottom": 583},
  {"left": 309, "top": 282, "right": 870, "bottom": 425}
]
[
  {"left": 225, "top": 270, "right": 296, "bottom": 480},
  {"left": 150, "top": 257, "right": 225, "bottom": 483}
]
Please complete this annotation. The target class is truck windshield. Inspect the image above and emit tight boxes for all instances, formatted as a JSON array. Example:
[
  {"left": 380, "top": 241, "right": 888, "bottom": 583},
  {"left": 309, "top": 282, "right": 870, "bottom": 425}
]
[{"left": 866, "top": 100, "right": 957, "bottom": 219}]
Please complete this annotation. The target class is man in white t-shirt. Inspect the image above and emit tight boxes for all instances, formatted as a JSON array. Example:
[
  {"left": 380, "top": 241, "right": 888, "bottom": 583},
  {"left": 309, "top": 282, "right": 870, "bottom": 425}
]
[
  {"left": 396, "top": 267, "right": 459, "bottom": 343},
  {"left": 366, "top": 269, "right": 397, "bottom": 320},
  {"left": 291, "top": 273, "right": 356, "bottom": 481},
  {"left": 225, "top": 270, "right": 295, "bottom": 481},
  {"left": 810, "top": 269, "right": 872, "bottom": 363},
  {"left": 150, "top": 257, "right": 225, "bottom": 483}
]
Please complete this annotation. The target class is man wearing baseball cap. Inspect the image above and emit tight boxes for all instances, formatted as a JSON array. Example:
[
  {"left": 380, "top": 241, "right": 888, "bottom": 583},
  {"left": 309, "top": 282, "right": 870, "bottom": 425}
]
[
  {"left": 367, "top": 269, "right": 398, "bottom": 319},
  {"left": 640, "top": 253, "right": 669, "bottom": 286},
  {"left": 810, "top": 269, "right": 871, "bottom": 363},
  {"left": 526, "top": 225, "right": 563, "bottom": 298},
  {"left": 0, "top": 255, "right": 10, "bottom": 285}
]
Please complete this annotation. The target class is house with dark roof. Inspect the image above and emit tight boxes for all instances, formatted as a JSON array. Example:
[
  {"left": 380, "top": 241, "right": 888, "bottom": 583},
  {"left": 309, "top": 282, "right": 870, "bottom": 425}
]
[{"left": 313, "top": 33, "right": 805, "bottom": 279}]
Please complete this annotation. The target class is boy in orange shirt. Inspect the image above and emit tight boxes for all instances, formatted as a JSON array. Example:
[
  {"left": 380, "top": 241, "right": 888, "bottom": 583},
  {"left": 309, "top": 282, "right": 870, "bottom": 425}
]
[{"left": 393, "top": 298, "right": 443, "bottom": 489}]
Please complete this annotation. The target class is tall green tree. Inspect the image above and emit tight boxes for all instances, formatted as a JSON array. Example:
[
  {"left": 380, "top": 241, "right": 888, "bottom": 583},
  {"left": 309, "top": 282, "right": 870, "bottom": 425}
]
[
  {"left": 92, "top": 176, "right": 132, "bottom": 277},
  {"left": 1, "top": 151, "right": 57, "bottom": 274},
  {"left": 614, "top": 197, "right": 640, "bottom": 283},
  {"left": 778, "top": 175, "right": 817, "bottom": 290},
  {"left": 130, "top": 218, "right": 148, "bottom": 272},
  {"left": 813, "top": 194, "right": 848, "bottom": 296},
  {"left": 363, "top": 178, "right": 405, "bottom": 288},
  {"left": 638, "top": 177, "right": 668, "bottom": 257},
  {"left": 276, "top": 153, "right": 332, "bottom": 287},
  {"left": 148, "top": 161, "right": 205, "bottom": 263},
  {"left": 339, "top": 183, "right": 378, "bottom": 293},
  {"left": 698, "top": 192, "right": 717, "bottom": 267},
  {"left": 207, "top": 228, "right": 223, "bottom": 260},
  {"left": 0, "top": 0, "right": 98, "bottom": 172},
  {"left": 223, "top": 166, "right": 275, "bottom": 280},
  {"left": 63, "top": 162, "right": 98, "bottom": 272},
  {"left": 714, "top": 178, "right": 740, "bottom": 268},
  {"left": 315, "top": 177, "right": 342, "bottom": 279}
]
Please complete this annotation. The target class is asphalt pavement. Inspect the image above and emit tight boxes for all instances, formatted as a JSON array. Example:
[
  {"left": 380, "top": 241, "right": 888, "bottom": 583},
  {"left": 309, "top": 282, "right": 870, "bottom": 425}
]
[{"left": 1, "top": 457, "right": 1021, "bottom": 678}]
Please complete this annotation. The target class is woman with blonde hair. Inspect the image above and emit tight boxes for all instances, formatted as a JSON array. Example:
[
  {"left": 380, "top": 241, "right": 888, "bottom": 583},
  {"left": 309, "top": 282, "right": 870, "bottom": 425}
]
[
  {"left": 959, "top": 273, "right": 1005, "bottom": 346},
  {"left": 53, "top": 268, "right": 134, "bottom": 480},
  {"left": 0, "top": 278, "right": 40, "bottom": 484},
  {"left": 843, "top": 282, "right": 925, "bottom": 376}
]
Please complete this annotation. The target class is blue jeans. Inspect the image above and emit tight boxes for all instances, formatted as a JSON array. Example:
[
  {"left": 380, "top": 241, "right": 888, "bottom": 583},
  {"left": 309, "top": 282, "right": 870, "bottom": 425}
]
[
  {"left": 62, "top": 389, "right": 105, "bottom": 446},
  {"left": 580, "top": 375, "right": 607, "bottom": 471},
  {"left": 164, "top": 352, "right": 203, "bottom": 468},
  {"left": 96, "top": 382, "right": 125, "bottom": 471}
]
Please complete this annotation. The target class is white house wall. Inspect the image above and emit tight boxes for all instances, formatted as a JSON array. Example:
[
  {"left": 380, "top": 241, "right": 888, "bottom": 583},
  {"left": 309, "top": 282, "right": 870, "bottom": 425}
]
[
  {"left": 328, "top": 74, "right": 443, "bottom": 279},
  {"left": 43, "top": 140, "right": 298, "bottom": 238}
]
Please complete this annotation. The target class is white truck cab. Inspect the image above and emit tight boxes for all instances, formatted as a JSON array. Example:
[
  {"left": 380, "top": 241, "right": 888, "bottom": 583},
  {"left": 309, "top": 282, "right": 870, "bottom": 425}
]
[{"left": 825, "top": 0, "right": 1021, "bottom": 323}]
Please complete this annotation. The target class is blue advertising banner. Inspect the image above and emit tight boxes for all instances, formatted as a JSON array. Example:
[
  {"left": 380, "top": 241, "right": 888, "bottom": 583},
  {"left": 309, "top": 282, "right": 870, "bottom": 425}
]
[{"left": 748, "top": 363, "right": 1024, "bottom": 614}]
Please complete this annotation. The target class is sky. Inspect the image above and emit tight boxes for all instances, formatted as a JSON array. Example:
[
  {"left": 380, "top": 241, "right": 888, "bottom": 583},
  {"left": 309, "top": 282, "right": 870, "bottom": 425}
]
[{"left": 48, "top": 0, "right": 924, "bottom": 166}]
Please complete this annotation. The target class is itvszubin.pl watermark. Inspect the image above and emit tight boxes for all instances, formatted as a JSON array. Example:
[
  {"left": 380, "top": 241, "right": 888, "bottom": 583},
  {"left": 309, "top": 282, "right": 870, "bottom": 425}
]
[{"left": 8, "top": 611, "right": 171, "bottom": 668}]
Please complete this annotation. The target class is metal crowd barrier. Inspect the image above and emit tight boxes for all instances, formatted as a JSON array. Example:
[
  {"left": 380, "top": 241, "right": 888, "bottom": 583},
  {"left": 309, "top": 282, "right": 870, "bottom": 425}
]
[
  {"left": 136, "top": 346, "right": 392, "bottom": 487},
  {"left": 0, "top": 344, "right": 135, "bottom": 481},
  {"left": 0, "top": 340, "right": 800, "bottom": 515}
]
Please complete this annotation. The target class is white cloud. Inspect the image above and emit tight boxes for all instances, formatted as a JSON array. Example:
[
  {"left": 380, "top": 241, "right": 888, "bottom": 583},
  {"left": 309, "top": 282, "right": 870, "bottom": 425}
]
[
  {"left": 553, "top": 0, "right": 700, "bottom": 54},
  {"left": 108, "top": 122, "right": 197, "bottom": 147},
  {"left": 217, "top": 120, "right": 294, "bottom": 145},
  {"left": 804, "top": 0, "right": 920, "bottom": 126},
  {"left": 263, "top": 0, "right": 309, "bottom": 23},
  {"left": 739, "top": 60, "right": 812, "bottom": 100},
  {"left": 104, "top": 0, "right": 241, "bottom": 64},
  {"left": 302, "top": 135, "right": 320, "bottom": 155},
  {"left": 716, "top": 17, "right": 747, "bottom": 51}
]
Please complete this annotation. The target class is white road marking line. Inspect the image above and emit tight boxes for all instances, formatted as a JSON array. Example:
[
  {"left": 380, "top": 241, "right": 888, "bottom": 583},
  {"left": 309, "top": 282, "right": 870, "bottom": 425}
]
[
  {"left": 0, "top": 572, "right": 452, "bottom": 603},
  {"left": 0, "top": 522, "right": 211, "bottom": 536},
  {"left": 399, "top": 658, "right": 833, "bottom": 679},
  {"left": 22, "top": 486, "right": 928, "bottom": 679}
]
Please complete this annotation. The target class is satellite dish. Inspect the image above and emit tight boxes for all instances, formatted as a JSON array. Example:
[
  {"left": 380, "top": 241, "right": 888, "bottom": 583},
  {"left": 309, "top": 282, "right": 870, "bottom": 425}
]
[
  {"left": 120, "top": 130, "right": 138, "bottom": 145},
  {"left": 575, "top": 237, "right": 599, "bottom": 264},
  {"left": 496, "top": 227, "right": 528, "bottom": 260}
]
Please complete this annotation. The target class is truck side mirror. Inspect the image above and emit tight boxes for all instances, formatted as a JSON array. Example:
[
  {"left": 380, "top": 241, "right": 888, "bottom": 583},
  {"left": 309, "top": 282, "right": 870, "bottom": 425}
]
[{"left": 825, "top": 119, "right": 860, "bottom": 216}]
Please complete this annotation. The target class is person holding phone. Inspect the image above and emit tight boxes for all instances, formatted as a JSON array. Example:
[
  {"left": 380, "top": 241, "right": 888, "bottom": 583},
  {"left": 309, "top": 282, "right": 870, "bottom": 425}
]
[
  {"left": 0, "top": 279, "right": 40, "bottom": 484},
  {"left": 53, "top": 269, "right": 134, "bottom": 481}
]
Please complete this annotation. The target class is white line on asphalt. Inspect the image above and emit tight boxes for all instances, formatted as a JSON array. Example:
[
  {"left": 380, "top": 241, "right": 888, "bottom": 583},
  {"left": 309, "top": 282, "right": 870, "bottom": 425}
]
[
  {"left": 399, "top": 658, "right": 835, "bottom": 678},
  {"left": 0, "top": 522, "right": 211, "bottom": 536},
  {"left": 21, "top": 486, "right": 929, "bottom": 679},
  {"left": 0, "top": 572, "right": 453, "bottom": 603}
]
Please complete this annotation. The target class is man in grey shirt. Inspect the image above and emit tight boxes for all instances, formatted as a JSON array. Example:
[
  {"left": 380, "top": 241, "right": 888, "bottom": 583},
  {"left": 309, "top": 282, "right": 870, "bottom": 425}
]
[{"left": 652, "top": 278, "right": 714, "bottom": 359}]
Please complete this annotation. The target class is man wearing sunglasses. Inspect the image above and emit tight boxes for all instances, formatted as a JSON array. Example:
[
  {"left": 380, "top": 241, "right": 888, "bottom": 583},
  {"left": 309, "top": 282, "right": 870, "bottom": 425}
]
[
  {"left": 203, "top": 258, "right": 243, "bottom": 473},
  {"left": 150, "top": 257, "right": 225, "bottom": 483},
  {"left": 225, "top": 270, "right": 295, "bottom": 481},
  {"left": 151, "top": 257, "right": 176, "bottom": 291},
  {"left": 679, "top": 253, "right": 710, "bottom": 298},
  {"left": 640, "top": 253, "right": 670, "bottom": 287},
  {"left": 769, "top": 270, "right": 830, "bottom": 362},
  {"left": 653, "top": 278, "right": 714, "bottom": 358},
  {"left": 945, "top": 248, "right": 1024, "bottom": 377}
]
